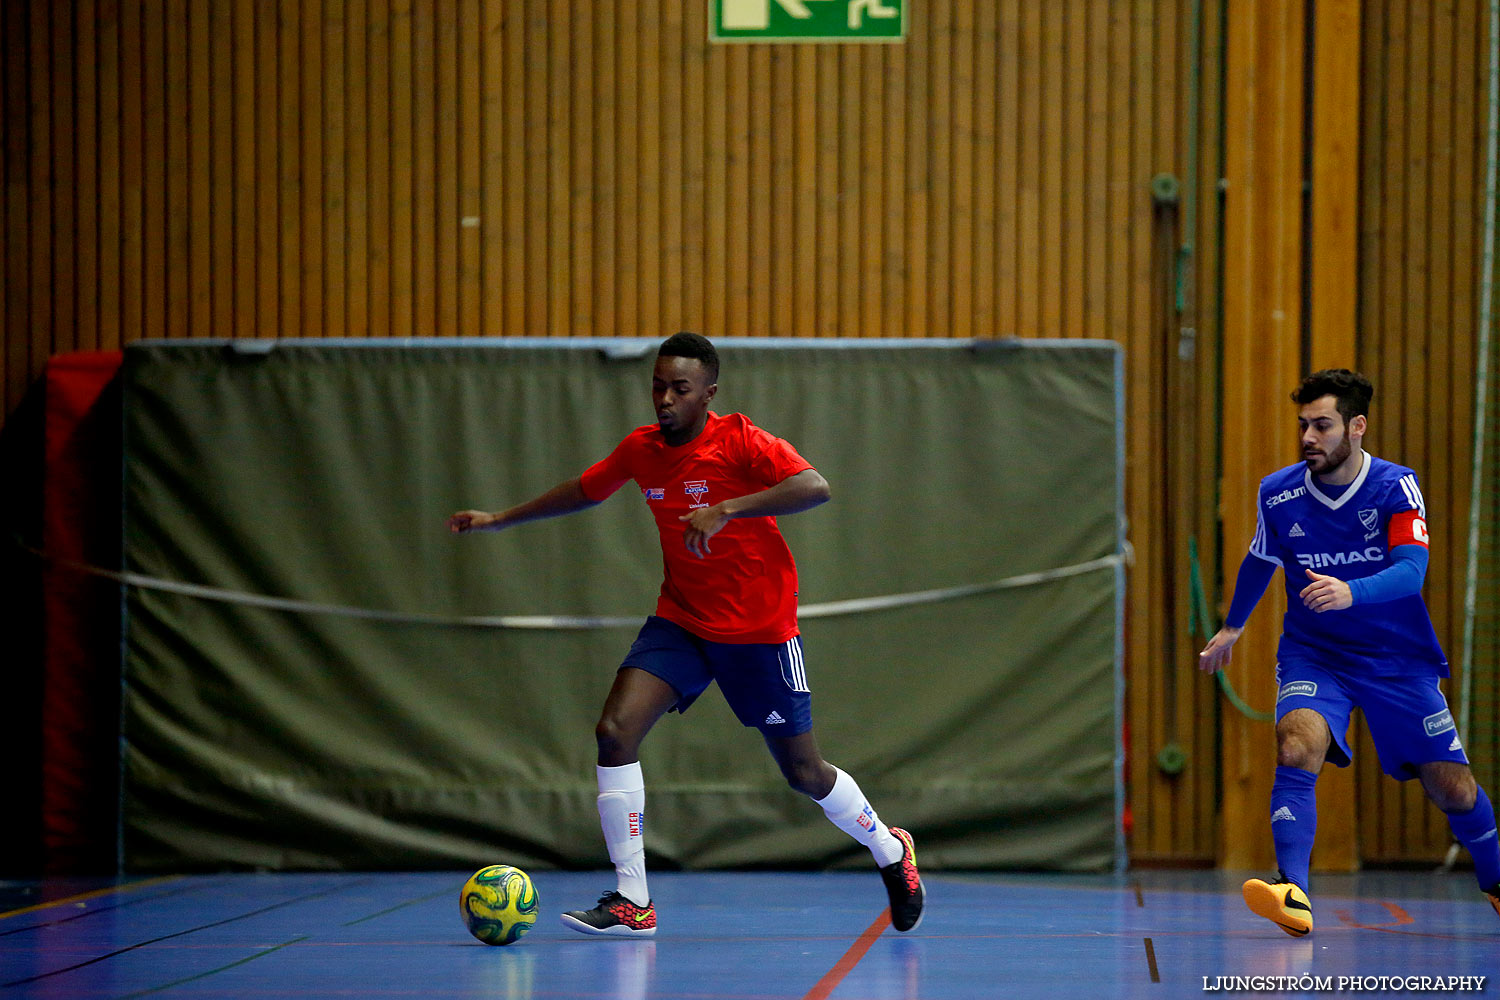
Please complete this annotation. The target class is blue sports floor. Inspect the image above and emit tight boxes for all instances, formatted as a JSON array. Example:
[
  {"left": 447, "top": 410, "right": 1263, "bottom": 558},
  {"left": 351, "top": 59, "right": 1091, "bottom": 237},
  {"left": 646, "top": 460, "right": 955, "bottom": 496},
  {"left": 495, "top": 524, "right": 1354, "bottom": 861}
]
[{"left": 1, "top": 869, "right": 1496, "bottom": 999}]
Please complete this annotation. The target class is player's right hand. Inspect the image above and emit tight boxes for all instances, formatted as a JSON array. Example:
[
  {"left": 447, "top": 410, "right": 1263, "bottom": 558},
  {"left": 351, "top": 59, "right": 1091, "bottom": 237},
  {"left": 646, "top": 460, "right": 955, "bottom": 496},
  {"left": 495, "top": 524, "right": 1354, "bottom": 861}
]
[
  {"left": 1197, "top": 625, "right": 1244, "bottom": 673},
  {"left": 448, "top": 510, "right": 495, "bottom": 534}
]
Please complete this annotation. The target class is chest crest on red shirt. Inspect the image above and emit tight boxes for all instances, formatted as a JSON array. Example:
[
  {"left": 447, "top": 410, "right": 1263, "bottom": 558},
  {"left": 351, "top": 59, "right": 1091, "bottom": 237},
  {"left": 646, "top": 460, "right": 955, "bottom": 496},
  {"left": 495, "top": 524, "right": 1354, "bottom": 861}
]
[{"left": 683, "top": 480, "right": 711, "bottom": 509}]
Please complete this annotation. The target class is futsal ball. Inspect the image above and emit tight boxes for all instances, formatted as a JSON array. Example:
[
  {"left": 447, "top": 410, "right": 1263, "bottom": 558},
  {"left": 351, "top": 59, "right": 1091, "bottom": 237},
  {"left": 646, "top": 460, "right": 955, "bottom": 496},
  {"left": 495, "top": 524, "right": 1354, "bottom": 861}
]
[{"left": 460, "top": 865, "right": 540, "bottom": 945}]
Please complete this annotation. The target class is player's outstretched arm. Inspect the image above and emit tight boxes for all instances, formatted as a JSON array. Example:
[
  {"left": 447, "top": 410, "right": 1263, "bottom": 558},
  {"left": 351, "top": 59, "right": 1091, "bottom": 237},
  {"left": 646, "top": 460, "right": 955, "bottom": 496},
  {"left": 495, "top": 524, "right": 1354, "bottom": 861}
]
[
  {"left": 1197, "top": 549, "right": 1277, "bottom": 672},
  {"left": 678, "top": 468, "right": 831, "bottom": 557},
  {"left": 1198, "top": 625, "right": 1244, "bottom": 673},
  {"left": 449, "top": 477, "right": 599, "bottom": 534}
]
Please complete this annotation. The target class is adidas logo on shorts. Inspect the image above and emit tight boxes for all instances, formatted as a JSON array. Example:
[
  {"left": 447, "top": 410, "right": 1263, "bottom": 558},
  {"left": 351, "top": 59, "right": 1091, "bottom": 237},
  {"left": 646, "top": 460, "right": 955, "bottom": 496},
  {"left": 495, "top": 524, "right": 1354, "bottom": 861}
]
[
  {"left": 764, "top": 710, "right": 786, "bottom": 725},
  {"left": 1450, "top": 734, "right": 1463, "bottom": 752}
]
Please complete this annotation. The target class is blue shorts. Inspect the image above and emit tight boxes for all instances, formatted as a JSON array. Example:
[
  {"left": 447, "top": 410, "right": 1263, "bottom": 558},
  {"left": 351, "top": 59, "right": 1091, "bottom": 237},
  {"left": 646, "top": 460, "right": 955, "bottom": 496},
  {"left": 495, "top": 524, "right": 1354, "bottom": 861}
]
[
  {"left": 1274, "top": 657, "right": 1469, "bottom": 779},
  {"left": 620, "top": 616, "right": 814, "bottom": 737}
]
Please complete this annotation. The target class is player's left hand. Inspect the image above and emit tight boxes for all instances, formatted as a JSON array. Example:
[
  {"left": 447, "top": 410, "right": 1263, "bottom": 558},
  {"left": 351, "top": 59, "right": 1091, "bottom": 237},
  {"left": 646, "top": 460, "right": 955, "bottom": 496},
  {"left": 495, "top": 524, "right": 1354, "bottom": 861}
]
[
  {"left": 1300, "top": 568, "right": 1353, "bottom": 613},
  {"left": 680, "top": 505, "right": 730, "bottom": 558}
]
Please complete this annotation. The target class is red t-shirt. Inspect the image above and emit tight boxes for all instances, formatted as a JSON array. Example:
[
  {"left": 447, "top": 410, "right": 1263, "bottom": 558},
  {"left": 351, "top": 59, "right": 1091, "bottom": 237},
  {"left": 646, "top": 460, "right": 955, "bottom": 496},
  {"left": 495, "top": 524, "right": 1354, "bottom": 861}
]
[{"left": 579, "top": 411, "right": 814, "bottom": 643}]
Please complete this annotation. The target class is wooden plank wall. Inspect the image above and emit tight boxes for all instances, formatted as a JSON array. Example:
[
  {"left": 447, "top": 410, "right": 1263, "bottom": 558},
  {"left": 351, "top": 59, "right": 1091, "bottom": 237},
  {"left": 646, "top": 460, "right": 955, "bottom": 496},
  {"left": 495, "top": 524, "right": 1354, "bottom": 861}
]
[
  {"left": 1218, "top": 0, "right": 1496, "bottom": 872},
  {"left": 1217, "top": 0, "right": 1497, "bottom": 872},
  {"left": 0, "top": 5, "right": 1203, "bottom": 372},
  {"left": 1217, "top": 0, "right": 1308, "bottom": 873},
  {"left": 1, "top": 0, "right": 1492, "bottom": 867},
  {"left": 0, "top": 0, "right": 1222, "bottom": 866},
  {"left": 1355, "top": 0, "right": 1492, "bottom": 865}
]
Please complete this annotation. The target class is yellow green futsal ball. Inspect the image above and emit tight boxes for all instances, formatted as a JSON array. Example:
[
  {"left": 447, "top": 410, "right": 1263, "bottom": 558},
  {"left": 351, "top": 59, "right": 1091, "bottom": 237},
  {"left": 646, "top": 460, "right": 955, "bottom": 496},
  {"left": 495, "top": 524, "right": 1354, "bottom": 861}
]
[{"left": 460, "top": 865, "right": 539, "bottom": 945}]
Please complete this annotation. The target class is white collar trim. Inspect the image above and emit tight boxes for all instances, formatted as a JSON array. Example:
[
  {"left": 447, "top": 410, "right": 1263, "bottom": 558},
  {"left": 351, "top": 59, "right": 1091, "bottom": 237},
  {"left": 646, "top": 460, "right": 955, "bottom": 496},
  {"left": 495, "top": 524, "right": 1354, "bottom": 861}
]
[{"left": 1303, "top": 450, "right": 1371, "bottom": 510}]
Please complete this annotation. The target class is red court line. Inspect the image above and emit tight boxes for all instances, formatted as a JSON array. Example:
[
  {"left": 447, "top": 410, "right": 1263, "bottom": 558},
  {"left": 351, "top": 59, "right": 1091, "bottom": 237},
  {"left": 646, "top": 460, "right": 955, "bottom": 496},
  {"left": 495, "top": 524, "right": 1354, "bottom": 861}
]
[
  {"left": 1330, "top": 900, "right": 1494, "bottom": 940},
  {"left": 801, "top": 909, "right": 892, "bottom": 1000},
  {"left": 1333, "top": 901, "right": 1414, "bottom": 931}
]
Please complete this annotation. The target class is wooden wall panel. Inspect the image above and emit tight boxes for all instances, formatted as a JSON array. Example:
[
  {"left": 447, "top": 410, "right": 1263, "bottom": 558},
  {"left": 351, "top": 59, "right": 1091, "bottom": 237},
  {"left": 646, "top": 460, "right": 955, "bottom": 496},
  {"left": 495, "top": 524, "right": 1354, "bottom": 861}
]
[
  {"left": 1356, "top": 0, "right": 1490, "bottom": 866},
  {"left": 1303, "top": 0, "right": 1362, "bottom": 875},
  {"left": 3, "top": 0, "right": 1493, "bottom": 868},
  {"left": 1218, "top": 0, "right": 1306, "bottom": 873}
]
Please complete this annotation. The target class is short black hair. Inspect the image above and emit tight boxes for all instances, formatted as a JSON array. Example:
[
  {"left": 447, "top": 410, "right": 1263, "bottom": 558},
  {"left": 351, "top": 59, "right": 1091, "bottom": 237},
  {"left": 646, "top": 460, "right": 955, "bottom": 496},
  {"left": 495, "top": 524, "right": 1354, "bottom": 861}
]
[
  {"left": 1291, "top": 368, "right": 1373, "bottom": 425},
  {"left": 657, "top": 332, "right": 719, "bottom": 382}
]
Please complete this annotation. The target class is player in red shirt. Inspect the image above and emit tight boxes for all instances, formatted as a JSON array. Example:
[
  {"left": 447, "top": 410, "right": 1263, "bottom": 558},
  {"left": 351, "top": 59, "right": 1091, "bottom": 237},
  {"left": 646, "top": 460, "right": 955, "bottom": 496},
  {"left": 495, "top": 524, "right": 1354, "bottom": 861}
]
[{"left": 449, "top": 333, "right": 925, "bottom": 937}]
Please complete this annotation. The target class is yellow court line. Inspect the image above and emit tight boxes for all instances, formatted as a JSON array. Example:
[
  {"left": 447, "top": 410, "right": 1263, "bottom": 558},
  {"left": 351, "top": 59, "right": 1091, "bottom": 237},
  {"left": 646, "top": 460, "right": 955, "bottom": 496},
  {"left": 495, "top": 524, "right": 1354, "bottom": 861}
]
[{"left": 0, "top": 875, "right": 184, "bottom": 921}]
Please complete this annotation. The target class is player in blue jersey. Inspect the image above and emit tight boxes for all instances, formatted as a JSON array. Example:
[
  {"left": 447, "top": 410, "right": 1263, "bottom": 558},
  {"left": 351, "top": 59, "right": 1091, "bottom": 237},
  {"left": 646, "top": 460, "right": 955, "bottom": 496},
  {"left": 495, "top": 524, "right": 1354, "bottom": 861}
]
[{"left": 1199, "top": 369, "right": 1500, "bottom": 936}]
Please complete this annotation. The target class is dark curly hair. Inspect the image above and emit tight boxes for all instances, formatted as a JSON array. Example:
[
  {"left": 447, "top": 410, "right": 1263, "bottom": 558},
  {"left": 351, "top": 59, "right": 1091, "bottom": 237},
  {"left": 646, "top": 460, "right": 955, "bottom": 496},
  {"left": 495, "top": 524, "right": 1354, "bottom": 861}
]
[
  {"left": 1291, "top": 368, "right": 1373, "bottom": 426},
  {"left": 657, "top": 332, "right": 719, "bottom": 383}
]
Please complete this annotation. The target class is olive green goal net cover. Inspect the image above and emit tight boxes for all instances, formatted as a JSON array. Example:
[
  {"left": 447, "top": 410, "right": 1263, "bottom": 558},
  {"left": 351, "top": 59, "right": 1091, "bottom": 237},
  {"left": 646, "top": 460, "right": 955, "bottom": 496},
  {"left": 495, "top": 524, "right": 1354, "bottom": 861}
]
[{"left": 119, "top": 339, "right": 1124, "bottom": 873}]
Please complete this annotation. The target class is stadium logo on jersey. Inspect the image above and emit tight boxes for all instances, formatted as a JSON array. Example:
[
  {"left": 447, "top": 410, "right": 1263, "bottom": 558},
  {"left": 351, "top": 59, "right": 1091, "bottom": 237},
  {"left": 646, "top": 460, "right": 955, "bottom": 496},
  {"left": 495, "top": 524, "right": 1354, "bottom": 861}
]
[
  {"left": 1266, "top": 486, "right": 1307, "bottom": 507},
  {"left": 643, "top": 487, "right": 665, "bottom": 501},
  {"left": 1295, "top": 547, "right": 1386, "bottom": 569},
  {"left": 1288, "top": 523, "right": 1305, "bottom": 538},
  {"left": 1277, "top": 681, "right": 1318, "bottom": 701},
  {"left": 1424, "top": 709, "right": 1456, "bottom": 737},
  {"left": 684, "top": 480, "right": 710, "bottom": 508}
]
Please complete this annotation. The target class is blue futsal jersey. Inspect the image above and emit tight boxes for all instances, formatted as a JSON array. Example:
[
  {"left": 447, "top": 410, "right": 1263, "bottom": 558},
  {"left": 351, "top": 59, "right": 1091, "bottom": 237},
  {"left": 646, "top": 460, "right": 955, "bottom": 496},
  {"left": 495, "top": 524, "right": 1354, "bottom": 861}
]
[{"left": 1250, "top": 455, "right": 1447, "bottom": 675}]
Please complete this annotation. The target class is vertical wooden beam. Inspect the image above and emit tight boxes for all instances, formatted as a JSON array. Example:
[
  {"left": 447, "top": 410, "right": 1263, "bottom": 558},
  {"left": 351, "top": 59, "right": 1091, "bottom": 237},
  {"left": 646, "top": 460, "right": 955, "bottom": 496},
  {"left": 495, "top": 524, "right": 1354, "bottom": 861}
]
[
  {"left": 1193, "top": 0, "right": 1228, "bottom": 861},
  {"left": 1309, "top": 0, "right": 1360, "bottom": 370},
  {"left": 1219, "top": 0, "right": 1306, "bottom": 872},
  {"left": 457, "top": 0, "right": 481, "bottom": 337},
  {"left": 389, "top": 0, "right": 413, "bottom": 339},
  {"left": 861, "top": 46, "right": 886, "bottom": 337},
  {"left": 1304, "top": 0, "right": 1362, "bottom": 873},
  {"left": 572, "top": 0, "right": 595, "bottom": 335}
]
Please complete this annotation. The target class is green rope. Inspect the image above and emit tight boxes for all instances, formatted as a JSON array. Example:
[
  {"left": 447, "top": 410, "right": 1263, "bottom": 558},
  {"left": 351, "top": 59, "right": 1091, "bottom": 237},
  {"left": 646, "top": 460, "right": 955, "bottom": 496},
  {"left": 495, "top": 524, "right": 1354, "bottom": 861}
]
[{"left": 1189, "top": 537, "right": 1274, "bottom": 723}]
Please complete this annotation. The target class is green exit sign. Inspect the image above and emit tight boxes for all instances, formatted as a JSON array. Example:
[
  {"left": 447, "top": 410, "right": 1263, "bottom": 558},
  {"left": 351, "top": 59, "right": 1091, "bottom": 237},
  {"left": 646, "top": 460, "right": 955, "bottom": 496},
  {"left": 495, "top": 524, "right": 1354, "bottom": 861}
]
[{"left": 710, "top": 0, "right": 906, "bottom": 43}]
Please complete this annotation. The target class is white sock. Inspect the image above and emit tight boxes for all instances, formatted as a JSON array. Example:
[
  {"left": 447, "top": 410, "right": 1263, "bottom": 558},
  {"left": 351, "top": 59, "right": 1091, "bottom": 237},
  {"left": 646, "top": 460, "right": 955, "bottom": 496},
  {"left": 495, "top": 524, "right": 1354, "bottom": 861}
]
[
  {"left": 814, "top": 766, "right": 903, "bottom": 867},
  {"left": 597, "top": 762, "right": 650, "bottom": 906}
]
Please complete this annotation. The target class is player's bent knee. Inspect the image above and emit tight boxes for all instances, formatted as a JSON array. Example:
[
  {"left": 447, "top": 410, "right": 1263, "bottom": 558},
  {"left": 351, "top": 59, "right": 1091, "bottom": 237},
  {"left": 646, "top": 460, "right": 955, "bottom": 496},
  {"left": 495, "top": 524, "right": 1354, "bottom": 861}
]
[
  {"left": 1419, "top": 761, "right": 1478, "bottom": 813},
  {"left": 781, "top": 759, "right": 835, "bottom": 798},
  {"left": 1274, "top": 740, "right": 1323, "bottom": 772},
  {"left": 1427, "top": 776, "right": 1478, "bottom": 813},
  {"left": 594, "top": 715, "right": 643, "bottom": 762}
]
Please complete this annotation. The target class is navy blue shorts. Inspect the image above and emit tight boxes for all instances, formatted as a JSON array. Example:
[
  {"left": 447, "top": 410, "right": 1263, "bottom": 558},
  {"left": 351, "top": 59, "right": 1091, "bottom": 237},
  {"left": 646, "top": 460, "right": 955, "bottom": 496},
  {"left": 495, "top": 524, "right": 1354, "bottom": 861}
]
[
  {"left": 620, "top": 616, "right": 813, "bottom": 737},
  {"left": 1274, "top": 657, "right": 1469, "bottom": 779}
]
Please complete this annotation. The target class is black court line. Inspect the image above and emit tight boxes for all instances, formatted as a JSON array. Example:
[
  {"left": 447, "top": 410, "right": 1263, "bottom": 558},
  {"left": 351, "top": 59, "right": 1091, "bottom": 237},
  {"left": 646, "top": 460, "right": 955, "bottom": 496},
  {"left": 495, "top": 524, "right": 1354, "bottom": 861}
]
[
  {"left": 0, "top": 877, "right": 374, "bottom": 989},
  {"left": 1133, "top": 882, "right": 1144, "bottom": 907},
  {"left": 119, "top": 935, "right": 309, "bottom": 999},
  {"left": 1143, "top": 937, "right": 1160, "bottom": 982},
  {"left": 341, "top": 886, "right": 452, "bottom": 927}
]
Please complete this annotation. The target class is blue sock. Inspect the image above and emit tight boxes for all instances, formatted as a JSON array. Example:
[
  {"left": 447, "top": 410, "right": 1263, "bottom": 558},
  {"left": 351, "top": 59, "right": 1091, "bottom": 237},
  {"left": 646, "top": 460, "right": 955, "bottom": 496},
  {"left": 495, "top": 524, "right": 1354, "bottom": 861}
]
[
  {"left": 1445, "top": 785, "right": 1500, "bottom": 891},
  {"left": 1269, "top": 765, "right": 1319, "bottom": 892}
]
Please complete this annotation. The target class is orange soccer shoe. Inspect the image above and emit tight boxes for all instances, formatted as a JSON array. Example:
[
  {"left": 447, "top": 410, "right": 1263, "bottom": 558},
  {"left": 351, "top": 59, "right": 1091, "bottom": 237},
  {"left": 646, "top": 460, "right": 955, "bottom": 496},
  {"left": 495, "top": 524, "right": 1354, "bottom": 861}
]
[{"left": 1242, "top": 876, "right": 1313, "bottom": 937}]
